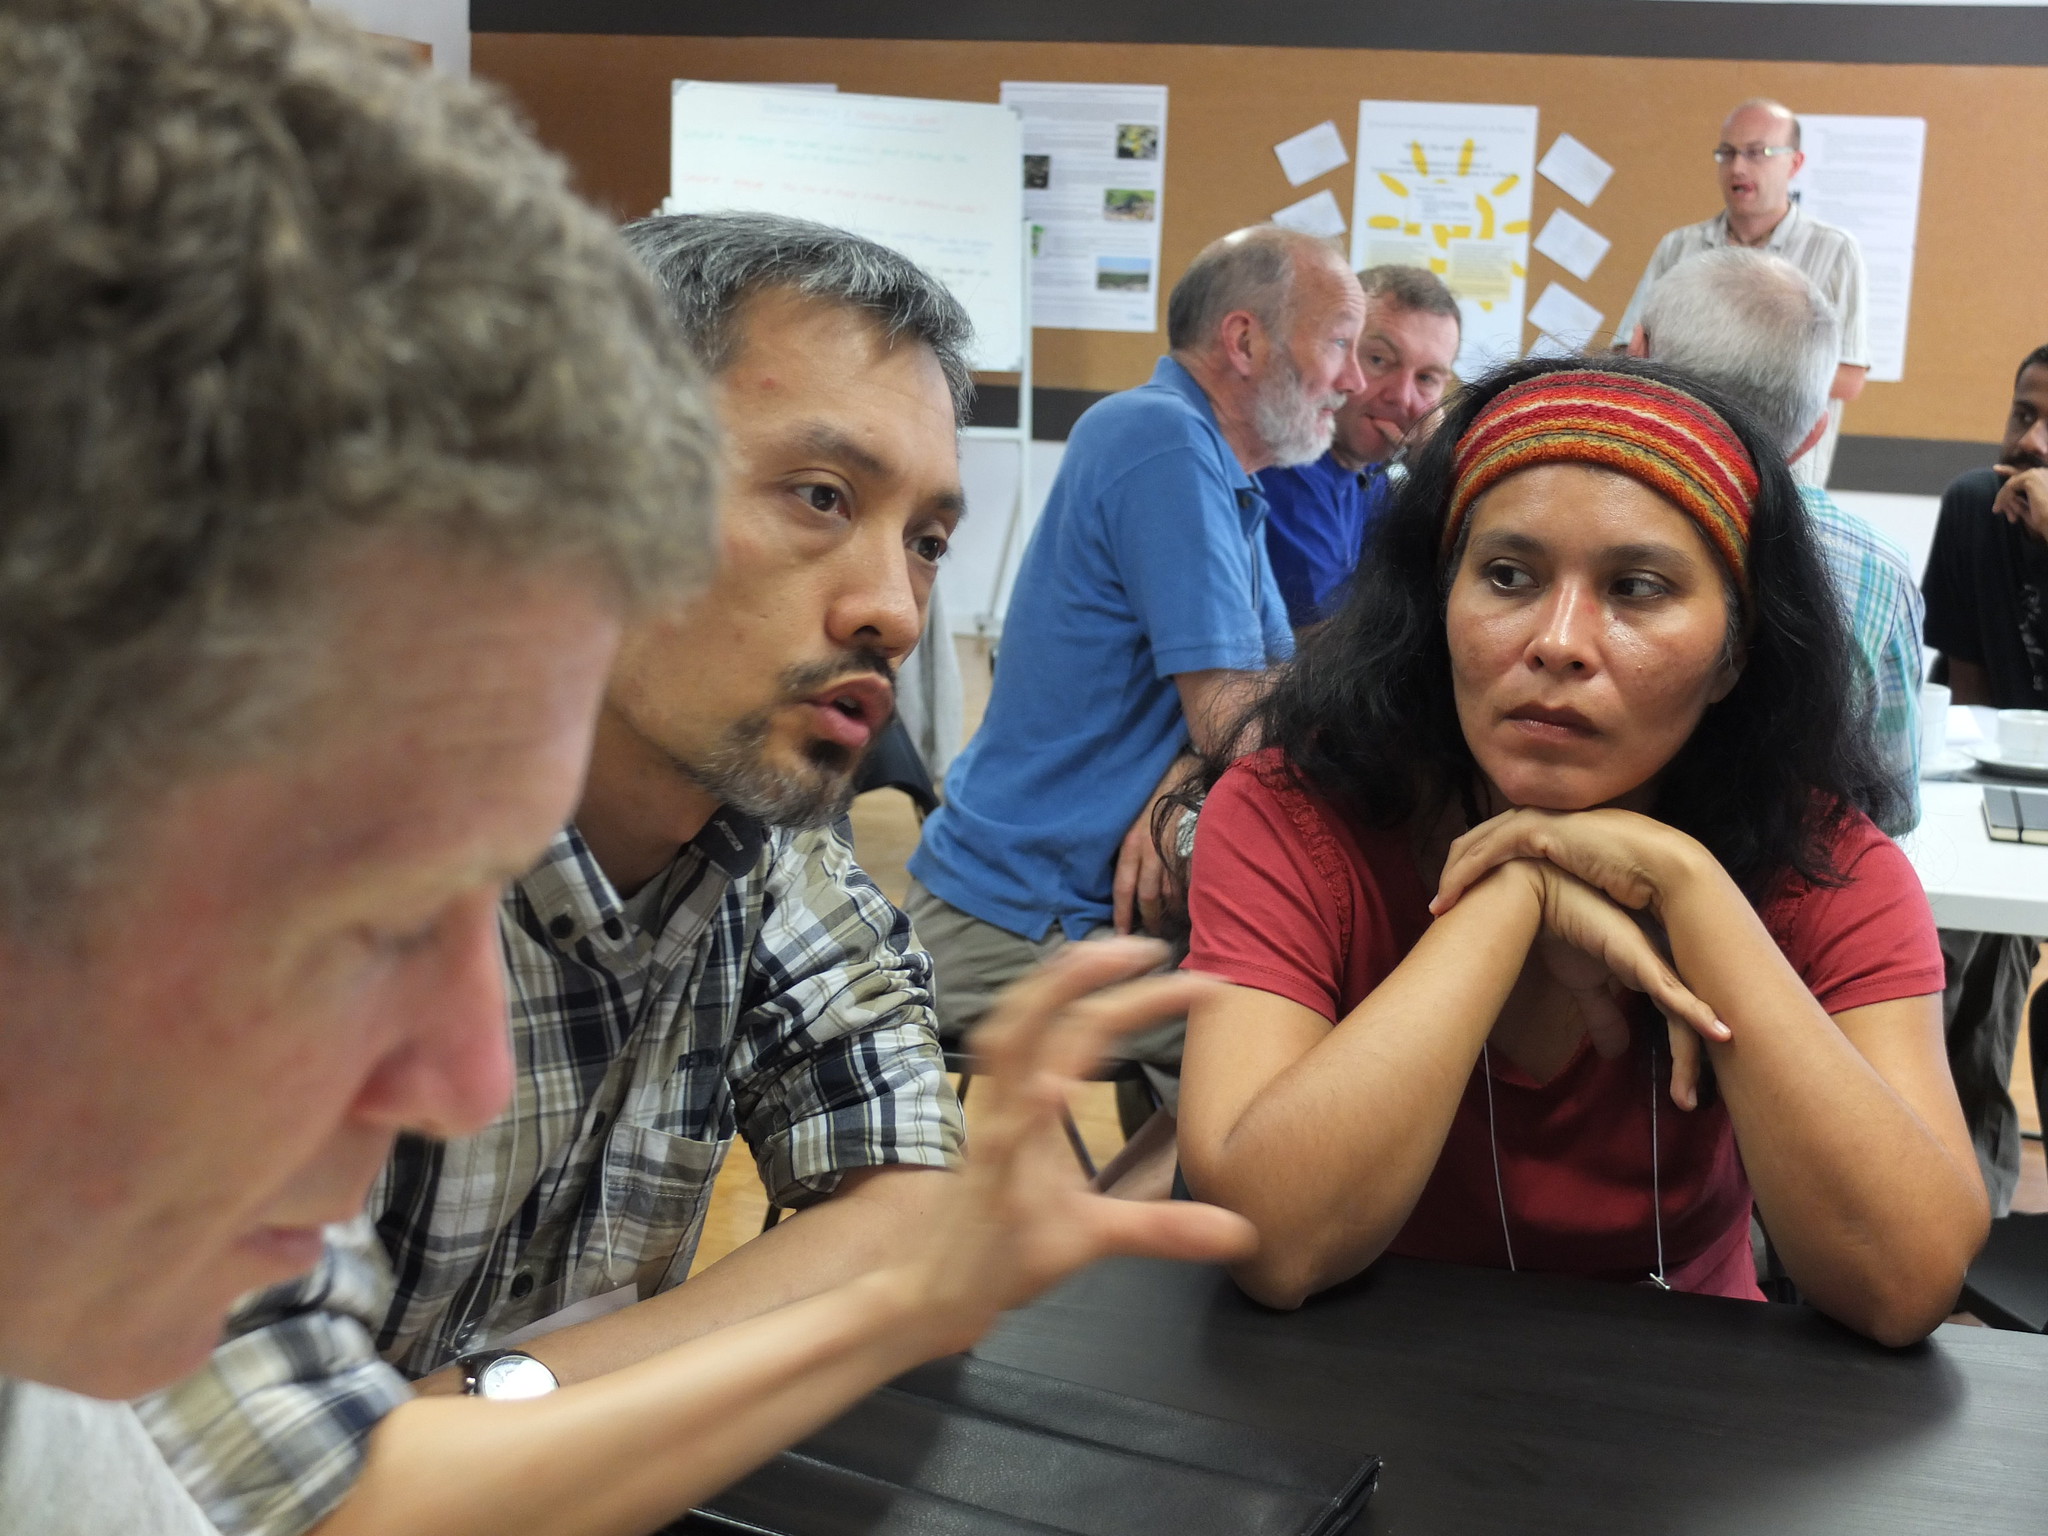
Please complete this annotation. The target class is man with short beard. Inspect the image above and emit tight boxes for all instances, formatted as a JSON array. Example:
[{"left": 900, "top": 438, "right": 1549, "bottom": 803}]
[
  {"left": 141, "top": 212, "right": 977, "bottom": 1534},
  {"left": 909, "top": 226, "right": 1366, "bottom": 1096}
]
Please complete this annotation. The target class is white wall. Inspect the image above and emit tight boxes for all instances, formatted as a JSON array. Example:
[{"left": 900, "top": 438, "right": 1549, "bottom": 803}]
[
  {"left": 311, "top": 0, "right": 468, "bottom": 76},
  {"left": 938, "top": 438, "right": 1068, "bottom": 636}
]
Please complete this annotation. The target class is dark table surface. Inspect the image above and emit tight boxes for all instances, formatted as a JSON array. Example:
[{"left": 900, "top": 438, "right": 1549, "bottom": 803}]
[{"left": 972, "top": 1255, "right": 2048, "bottom": 1534}]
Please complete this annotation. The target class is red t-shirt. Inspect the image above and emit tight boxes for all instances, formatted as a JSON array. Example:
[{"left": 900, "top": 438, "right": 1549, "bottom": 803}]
[{"left": 1184, "top": 751, "right": 1946, "bottom": 1300}]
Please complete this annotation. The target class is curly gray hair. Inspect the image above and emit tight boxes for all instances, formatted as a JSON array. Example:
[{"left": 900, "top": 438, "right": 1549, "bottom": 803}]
[{"left": 0, "top": 0, "right": 719, "bottom": 926}]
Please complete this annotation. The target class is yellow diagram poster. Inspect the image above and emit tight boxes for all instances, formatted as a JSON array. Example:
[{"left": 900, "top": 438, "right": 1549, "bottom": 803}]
[{"left": 1349, "top": 101, "right": 1537, "bottom": 376}]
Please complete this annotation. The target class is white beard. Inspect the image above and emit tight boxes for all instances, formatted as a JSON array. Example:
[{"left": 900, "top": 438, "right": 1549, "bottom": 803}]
[{"left": 1252, "top": 351, "right": 1342, "bottom": 468}]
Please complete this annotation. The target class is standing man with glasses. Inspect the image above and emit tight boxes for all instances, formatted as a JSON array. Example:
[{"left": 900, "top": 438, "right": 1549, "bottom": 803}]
[{"left": 1613, "top": 98, "right": 1869, "bottom": 487}]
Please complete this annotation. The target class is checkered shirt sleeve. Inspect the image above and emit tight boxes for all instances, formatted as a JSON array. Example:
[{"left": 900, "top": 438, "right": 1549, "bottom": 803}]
[
  {"left": 733, "top": 825, "right": 961, "bottom": 1207},
  {"left": 137, "top": 821, "right": 960, "bottom": 1536},
  {"left": 133, "top": 1217, "right": 410, "bottom": 1536},
  {"left": 1803, "top": 486, "right": 1925, "bottom": 832}
]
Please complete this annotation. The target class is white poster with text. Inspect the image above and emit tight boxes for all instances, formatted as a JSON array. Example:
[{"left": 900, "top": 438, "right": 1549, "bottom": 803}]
[{"left": 1795, "top": 114, "right": 1926, "bottom": 384}]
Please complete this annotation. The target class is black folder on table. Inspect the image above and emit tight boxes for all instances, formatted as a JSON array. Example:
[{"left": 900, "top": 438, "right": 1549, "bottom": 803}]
[
  {"left": 672, "top": 1354, "right": 1379, "bottom": 1536},
  {"left": 1981, "top": 785, "right": 2048, "bottom": 844}
]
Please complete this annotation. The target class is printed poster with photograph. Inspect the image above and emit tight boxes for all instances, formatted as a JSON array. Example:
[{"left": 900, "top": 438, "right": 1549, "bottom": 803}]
[
  {"left": 1349, "top": 100, "right": 1538, "bottom": 377},
  {"left": 1001, "top": 81, "right": 1168, "bottom": 333}
]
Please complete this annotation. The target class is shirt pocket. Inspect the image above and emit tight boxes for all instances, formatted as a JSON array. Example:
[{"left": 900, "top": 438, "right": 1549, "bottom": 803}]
[{"left": 574, "top": 1122, "right": 732, "bottom": 1302}]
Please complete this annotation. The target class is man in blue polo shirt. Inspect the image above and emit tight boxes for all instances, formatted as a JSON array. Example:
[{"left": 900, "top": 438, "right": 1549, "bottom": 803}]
[
  {"left": 908, "top": 226, "right": 1365, "bottom": 1097},
  {"left": 1258, "top": 264, "right": 1461, "bottom": 628}
]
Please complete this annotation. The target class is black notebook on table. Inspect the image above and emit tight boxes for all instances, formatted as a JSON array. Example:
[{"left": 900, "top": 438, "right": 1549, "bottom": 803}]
[{"left": 666, "top": 1354, "right": 1378, "bottom": 1536}]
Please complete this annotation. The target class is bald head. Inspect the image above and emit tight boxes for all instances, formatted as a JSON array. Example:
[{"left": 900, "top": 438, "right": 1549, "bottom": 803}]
[
  {"left": 1166, "top": 226, "right": 1353, "bottom": 353},
  {"left": 1715, "top": 97, "right": 1805, "bottom": 230},
  {"left": 1723, "top": 97, "right": 1800, "bottom": 151}
]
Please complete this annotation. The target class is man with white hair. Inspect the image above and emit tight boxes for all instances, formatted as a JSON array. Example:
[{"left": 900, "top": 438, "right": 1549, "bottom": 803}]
[
  {"left": 1631, "top": 245, "right": 1921, "bottom": 832},
  {"left": 909, "top": 226, "right": 1366, "bottom": 1088},
  {"left": 1615, "top": 98, "right": 1869, "bottom": 488}
]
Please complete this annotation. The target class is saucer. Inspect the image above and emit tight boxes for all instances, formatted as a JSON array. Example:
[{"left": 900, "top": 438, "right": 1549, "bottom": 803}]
[
  {"left": 1922, "top": 747, "right": 1977, "bottom": 780},
  {"left": 1965, "top": 742, "right": 2048, "bottom": 780}
]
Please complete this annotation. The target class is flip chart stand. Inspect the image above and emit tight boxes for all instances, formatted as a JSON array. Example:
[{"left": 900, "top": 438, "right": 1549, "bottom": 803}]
[{"left": 957, "top": 219, "right": 1035, "bottom": 640}]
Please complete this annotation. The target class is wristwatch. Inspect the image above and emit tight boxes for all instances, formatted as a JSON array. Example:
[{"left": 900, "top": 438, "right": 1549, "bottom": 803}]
[{"left": 456, "top": 1348, "right": 560, "bottom": 1400}]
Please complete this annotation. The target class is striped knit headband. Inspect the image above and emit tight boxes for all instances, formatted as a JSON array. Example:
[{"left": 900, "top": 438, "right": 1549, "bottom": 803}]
[{"left": 1441, "top": 370, "right": 1760, "bottom": 595}]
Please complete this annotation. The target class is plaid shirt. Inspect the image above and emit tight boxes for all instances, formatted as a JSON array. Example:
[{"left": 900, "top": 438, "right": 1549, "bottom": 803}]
[
  {"left": 1803, "top": 485, "right": 1925, "bottom": 833},
  {"left": 139, "top": 813, "right": 961, "bottom": 1536}
]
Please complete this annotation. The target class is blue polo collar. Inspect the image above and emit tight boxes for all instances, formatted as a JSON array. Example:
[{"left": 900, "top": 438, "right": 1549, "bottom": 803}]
[{"left": 1148, "top": 355, "right": 1266, "bottom": 528}]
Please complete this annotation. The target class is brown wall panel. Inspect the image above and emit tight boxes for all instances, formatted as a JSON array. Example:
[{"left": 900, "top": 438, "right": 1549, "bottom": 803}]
[{"left": 473, "top": 33, "right": 2048, "bottom": 442}]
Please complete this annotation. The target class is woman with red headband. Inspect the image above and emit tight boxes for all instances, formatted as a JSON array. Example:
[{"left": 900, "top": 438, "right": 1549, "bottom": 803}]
[{"left": 1174, "top": 357, "right": 1985, "bottom": 1346}]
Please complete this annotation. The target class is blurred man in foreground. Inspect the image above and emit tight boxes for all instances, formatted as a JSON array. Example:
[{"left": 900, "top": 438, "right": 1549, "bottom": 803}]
[{"left": 0, "top": 5, "right": 1252, "bottom": 1534}]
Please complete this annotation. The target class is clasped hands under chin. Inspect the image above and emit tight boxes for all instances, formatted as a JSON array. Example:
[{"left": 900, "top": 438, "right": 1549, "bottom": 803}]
[{"left": 1434, "top": 805, "right": 1726, "bottom": 1110}]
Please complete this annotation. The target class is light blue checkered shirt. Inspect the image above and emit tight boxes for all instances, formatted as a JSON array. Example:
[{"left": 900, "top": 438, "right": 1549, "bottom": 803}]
[{"left": 1801, "top": 485, "right": 1924, "bottom": 834}]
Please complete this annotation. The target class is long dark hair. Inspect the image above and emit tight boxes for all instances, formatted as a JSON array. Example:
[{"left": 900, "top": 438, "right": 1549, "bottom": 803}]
[{"left": 1172, "top": 354, "right": 1897, "bottom": 901}]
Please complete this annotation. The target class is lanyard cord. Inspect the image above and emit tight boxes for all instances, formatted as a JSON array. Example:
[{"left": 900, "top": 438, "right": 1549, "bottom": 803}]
[
  {"left": 1482, "top": 1035, "right": 1671, "bottom": 1287},
  {"left": 1648, "top": 1030, "right": 1670, "bottom": 1289},
  {"left": 1481, "top": 1043, "right": 1517, "bottom": 1272}
]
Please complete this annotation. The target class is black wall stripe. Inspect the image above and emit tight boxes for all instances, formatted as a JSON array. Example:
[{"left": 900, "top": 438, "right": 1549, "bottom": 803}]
[
  {"left": 470, "top": 2, "right": 2048, "bottom": 69},
  {"left": 970, "top": 383, "right": 1992, "bottom": 493}
]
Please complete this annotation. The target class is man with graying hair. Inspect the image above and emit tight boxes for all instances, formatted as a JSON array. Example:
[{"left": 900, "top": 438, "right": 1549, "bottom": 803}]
[
  {"left": 143, "top": 206, "right": 1254, "bottom": 1536},
  {"left": 1630, "top": 246, "right": 1922, "bottom": 831},
  {"left": 1613, "top": 97, "right": 1869, "bottom": 488},
  {"left": 0, "top": 0, "right": 713, "bottom": 1523},
  {"left": 1, "top": 8, "right": 1253, "bottom": 1535},
  {"left": 910, "top": 226, "right": 1366, "bottom": 1119}
]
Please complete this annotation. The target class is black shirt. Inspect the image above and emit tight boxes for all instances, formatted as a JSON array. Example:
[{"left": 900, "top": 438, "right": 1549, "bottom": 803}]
[{"left": 1921, "top": 466, "right": 2048, "bottom": 709}]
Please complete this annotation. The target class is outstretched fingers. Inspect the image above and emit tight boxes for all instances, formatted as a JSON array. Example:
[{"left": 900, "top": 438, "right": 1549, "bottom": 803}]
[{"left": 963, "top": 941, "right": 1221, "bottom": 1159}]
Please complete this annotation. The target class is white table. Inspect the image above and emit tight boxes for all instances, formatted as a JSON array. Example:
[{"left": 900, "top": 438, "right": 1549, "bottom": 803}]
[{"left": 1902, "top": 779, "right": 2048, "bottom": 935}]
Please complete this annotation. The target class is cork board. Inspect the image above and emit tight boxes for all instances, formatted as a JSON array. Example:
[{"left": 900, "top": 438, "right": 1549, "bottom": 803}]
[{"left": 472, "top": 32, "right": 2048, "bottom": 442}]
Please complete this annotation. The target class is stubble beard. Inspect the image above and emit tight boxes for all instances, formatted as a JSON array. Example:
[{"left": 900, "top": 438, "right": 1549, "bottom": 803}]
[{"left": 673, "top": 652, "right": 896, "bottom": 829}]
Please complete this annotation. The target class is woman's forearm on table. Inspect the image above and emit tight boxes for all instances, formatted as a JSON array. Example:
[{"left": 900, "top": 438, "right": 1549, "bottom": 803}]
[
  {"left": 1656, "top": 857, "right": 1987, "bottom": 1343},
  {"left": 310, "top": 1268, "right": 950, "bottom": 1536},
  {"left": 1184, "top": 869, "right": 1543, "bottom": 1306}
]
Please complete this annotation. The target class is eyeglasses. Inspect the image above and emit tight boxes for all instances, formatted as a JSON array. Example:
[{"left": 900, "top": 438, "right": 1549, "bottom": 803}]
[{"left": 1712, "top": 145, "right": 1797, "bottom": 165}]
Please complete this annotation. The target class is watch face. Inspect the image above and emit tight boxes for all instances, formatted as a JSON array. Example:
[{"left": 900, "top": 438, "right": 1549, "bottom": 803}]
[{"left": 478, "top": 1353, "right": 558, "bottom": 1400}]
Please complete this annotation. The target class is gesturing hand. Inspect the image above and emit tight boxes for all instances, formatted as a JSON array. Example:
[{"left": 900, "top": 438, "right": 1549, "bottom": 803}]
[{"left": 903, "top": 939, "right": 1257, "bottom": 1354}]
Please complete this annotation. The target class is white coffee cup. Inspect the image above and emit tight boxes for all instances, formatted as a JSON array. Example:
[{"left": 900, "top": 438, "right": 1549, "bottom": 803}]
[
  {"left": 1921, "top": 683, "right": 1951, "bottom": 767},
  {"left": 1997, "top": 708, "right": 2048, "bottom": 764}
]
